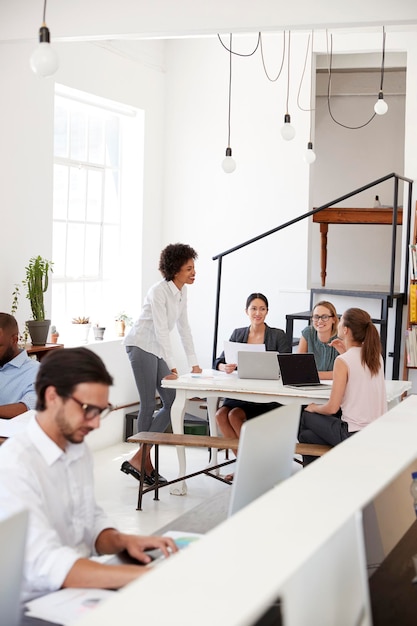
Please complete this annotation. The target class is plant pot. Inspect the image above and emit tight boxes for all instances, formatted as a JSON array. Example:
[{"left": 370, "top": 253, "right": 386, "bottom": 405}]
[
  {"left": 50, "top": 333, "right": 59, "bottom": 344},
  {"left": 26, "top": 319, "right": 51, "bottom": 346},
  {"left": 71, "top": 323, "right": 91, "bottom": 345},
  {"left": 115, "top": 320, "right": 126, "bottom": 337},
  {"left": 93, "top": 327, "right": 106, "bottom": 341}
]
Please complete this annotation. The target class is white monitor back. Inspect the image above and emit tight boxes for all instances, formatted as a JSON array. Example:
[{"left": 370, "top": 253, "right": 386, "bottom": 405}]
[
  {"left": 0, "top": 509, "right": 28, "bottom": 626},
  {"left": 228, "top": 404, "right": 300, "bottom": 517},
  {"left": 280, "top": 510, "right": 371, "bottom": 626}
]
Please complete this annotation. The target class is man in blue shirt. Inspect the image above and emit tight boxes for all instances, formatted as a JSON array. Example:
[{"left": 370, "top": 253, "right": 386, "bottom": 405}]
[{"left": 0, "top": 313, "right": 39, "bottom": 418}]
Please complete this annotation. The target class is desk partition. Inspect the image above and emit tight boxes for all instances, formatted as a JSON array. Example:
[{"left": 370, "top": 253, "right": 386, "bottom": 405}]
[{"left": 76, "top": 395, "right": 417, "bottom": 626}]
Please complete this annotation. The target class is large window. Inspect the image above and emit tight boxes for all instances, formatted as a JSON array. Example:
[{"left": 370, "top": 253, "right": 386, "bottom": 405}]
[{"left": 52, "top": 85, "right": 144, "bottom": 331}]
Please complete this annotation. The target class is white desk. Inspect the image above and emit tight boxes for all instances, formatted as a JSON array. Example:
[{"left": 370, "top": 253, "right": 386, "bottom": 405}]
[
  {"left": 76, "top": 395, "right": 417, "bottom": 626},
  {"left": 162, "top": 370, "right": 411, "bottom": 495}
]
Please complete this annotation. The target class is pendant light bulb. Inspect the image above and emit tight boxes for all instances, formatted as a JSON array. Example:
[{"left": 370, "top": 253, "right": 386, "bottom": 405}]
[
  {"left": 30, "top": 24, "right": 59, "bottom": 77},
  {"left": 374, "top": 91, "right": 388, "bottom": 115},
  {"left": 222, "top": 147, "right": 236, "bottom": 174},
  {"left": 281, "top": 113, "right": 296, "bottom": 141},
  {"left": 303, "top": 141, "right": 316, "bottom": 164}
]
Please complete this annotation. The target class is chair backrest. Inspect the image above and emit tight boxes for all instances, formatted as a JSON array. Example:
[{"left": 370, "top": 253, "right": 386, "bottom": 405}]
[{"left": 228, "top": 404, "right": 300, "bottom": 517}]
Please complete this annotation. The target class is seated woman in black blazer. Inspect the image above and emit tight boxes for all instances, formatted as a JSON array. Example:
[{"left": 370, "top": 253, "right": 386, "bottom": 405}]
[{"left": 213, "top": 293, "right": 291, "bottom": 480}]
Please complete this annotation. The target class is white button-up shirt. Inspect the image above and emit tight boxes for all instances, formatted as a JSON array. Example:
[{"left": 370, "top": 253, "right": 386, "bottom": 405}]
[
  {"left": 0, "top": 416, "right": 113, "bottom": 603},
  {"left": 124, "top": 279, "right": 198, "bottom": 370}
]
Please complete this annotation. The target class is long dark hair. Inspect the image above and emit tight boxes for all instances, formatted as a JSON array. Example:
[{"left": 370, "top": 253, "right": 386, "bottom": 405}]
[
  {"left": 342, "top": 308, "right": 382, "bottom": 375},
  {"left": 245, "top": 293, "right": 269, "bottom": 310}
]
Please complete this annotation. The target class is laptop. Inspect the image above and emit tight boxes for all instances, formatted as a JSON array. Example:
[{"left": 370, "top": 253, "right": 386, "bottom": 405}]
[
  {"left": 237, "top": 351, "right": 280, "bottom": 380},
  {"left": 277, "top": 353, "right": 332, "bottom": 390},
  {"left": 228, "top": 404, "right": 300, "bottom": 517},
  {"left": 0, "top": 509, "right": 29, "bottom": 626}
]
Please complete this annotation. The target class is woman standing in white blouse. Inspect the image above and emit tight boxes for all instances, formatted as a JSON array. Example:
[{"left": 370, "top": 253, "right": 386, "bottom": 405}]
[{"left": 122, "top": 243, "right": 202, "bottom": 485}]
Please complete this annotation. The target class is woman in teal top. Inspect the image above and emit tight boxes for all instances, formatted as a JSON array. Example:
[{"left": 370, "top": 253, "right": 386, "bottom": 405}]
[{"left": 298, "top": 300, "right": 342, "bottom": 379}]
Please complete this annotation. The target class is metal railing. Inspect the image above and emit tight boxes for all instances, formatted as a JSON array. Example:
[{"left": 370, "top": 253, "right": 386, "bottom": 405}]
[{"left": 211, "top": 173, "right": 413, "bottom": 363}]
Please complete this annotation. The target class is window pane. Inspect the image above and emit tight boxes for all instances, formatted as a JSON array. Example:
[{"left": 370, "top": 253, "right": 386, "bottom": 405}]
[
  {"left": 53, "top": 165, "right": 68, "bottom": 220},
  {"left": 84, "top": 224, "right": 101, "bottom": 277},
  {"left": 103, "top": 169, "right": 120, "bottom": 222},
  {"left": 68, "top": 167, "right": 87, "bottom": 221},
  {"left": 70, "top": 110, "right": 87, "bottom": 161},
  {"left": 67, "top": 223, "right": 85, "bottom": 278},
  {"left": 52, "top": 222, "right": 67, "bottom": 277},
  {"left": 85, "top": 281, "right": 103, "bottom": 324},
  {"left": 54, "top": 101, "right": 68, "bottom": 158},
  {"left": 86, "top": 169, "right": 103, "bottom": 223},
  {"left": 51, "top": 282, "right": 66, "bottom": 325},
  {"left": 106, "top": 116, "right": 120, "bottom": 168},
  {"left": 102, "top": 225, "right": 119, "bottom": 279},
  {"left": 88, "top": 115, "right": 105, "bottom": 164}
]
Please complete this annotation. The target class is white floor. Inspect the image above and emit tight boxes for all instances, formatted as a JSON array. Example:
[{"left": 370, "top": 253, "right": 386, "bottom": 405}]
[{"left": 92, "top": 441, "right": 233, "bottom": 536}]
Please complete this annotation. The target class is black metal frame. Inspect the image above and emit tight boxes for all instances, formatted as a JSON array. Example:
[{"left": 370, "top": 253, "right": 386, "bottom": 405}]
[{"left": 211, "top": 173, "right": 413, "bottom": 372}]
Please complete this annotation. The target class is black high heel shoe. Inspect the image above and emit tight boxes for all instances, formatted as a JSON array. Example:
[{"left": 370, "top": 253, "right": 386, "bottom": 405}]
[
  {"left": 145, "top": 469, "right": 168, "bottom": 485},
  {"left": 120, "top": 461, "right": 153, "bottom": 485}
]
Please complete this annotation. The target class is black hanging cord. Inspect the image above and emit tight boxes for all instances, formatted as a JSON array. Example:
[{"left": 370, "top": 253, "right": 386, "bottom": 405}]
[
  {"left": 217, "top": 33, "right": 260, "bottom": 57},
  {"left": 285, "top": 31, "right": 291, "bottom": 114},
  {"left": 259, "top": 31, "right": 286, "bottom": 82},
  {"left": 379, "top": 26, "right": 386, "bottom": 92},
  {"left": 226, "top": 34, "right": 232, "bottom": 148},
  {"left": 326, "top": 31, "right": 377, "bottom": 130},
  {"left": 297, "top": 31, "right": 316, "bottom": 113}
]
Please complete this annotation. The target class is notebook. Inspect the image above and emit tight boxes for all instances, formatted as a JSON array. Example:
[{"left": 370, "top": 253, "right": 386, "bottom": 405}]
[
  {"left": 0, "top": 509, "right": 29, "bottom": 626},
  {"left": 228, "top": 404, "right": 301, "bottom": 517},
  {"left": 237, "top": 351, "right": 280, "bottom": 380},
  {"left": 277, "top": 353, "right": 332, "bottom": 390}
]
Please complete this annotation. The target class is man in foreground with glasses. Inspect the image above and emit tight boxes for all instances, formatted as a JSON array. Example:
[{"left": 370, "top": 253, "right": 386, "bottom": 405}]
[{"left": 0, "top": 347, "right": 177, "bottom": 604}]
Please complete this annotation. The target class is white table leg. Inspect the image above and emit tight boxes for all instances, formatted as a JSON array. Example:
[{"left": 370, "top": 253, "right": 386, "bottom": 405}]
[
  {"left": 170, "top": 388, "right": 187, "bottom": 496},
  {"left": 207, "top": 396, "right": 219, "bottom": 469}
]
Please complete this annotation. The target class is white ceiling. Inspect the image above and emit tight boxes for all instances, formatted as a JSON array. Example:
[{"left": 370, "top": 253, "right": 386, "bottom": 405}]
[{"left": 1, "top": 0, "right": 417, "bottom": 43}]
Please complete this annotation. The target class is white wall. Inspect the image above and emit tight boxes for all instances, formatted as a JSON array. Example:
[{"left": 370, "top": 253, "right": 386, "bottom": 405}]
[{"left": 2, "top": 22, "right": 417, "bottom": 407}]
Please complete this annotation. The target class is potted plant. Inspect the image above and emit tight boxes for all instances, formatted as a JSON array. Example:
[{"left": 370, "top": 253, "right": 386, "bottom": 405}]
[
  {"left": 115, "top": 312, "right": 133, "bottom": 337},
  {"left": 23, "top": 256, "right": 53, "bottom": 346},
  {"left": 50, "top": 325, "right": 59, "bottom": 344},
  {"left": 93, "top": 322, "right": 106, "bottom": 341},
  {"left": 71, "top": 316, "right": 91, "bottom": 344}
]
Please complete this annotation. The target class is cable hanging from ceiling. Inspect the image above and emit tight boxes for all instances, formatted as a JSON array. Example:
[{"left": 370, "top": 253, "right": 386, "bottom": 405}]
[
  {"left": 325, "top": 26, "right": 388, "bottom": 130},
  {"left": 259, "top": 31, "right": 286, "bottom": 82}
]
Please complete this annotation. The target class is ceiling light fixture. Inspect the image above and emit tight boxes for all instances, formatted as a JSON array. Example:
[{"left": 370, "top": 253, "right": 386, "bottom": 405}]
[
  {"left": 281, "top": 31, "right": 295, "bottom": 141},
  {"left": 221, "top": 34, "right": 236, "bottom": 174},
  {"left": 30, "top": 0, "right": 59, "bottom": 77},
  {"left": 374, "top": 27, "right": 388, "bottom": 115}
]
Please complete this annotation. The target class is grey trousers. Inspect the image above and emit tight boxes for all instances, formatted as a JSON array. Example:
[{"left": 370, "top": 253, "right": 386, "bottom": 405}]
[
  {"left": 126, "top": 345, "right": 176, "bottom": 434},
  {"left": 298, "top": 409, "right": 355, "bottom": 466}
]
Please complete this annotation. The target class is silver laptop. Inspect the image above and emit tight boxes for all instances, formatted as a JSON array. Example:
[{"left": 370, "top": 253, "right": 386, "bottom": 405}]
[
  {"left": 277, "top": 353, "right": 332, "bottom": 390},
  {"left": 0, "top": 509, "right": 29, "bottom": 626},
  {"left": 228, "top": 404, "right": 300, "bottom": 517},
  {"left": 237, "top": 351, "right": 280, "bottom": 380}
]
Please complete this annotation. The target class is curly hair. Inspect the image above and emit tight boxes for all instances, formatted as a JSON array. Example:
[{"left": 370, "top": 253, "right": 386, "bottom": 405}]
[{"left": 159, "top": 243, "right": 198, "bottom": 281}]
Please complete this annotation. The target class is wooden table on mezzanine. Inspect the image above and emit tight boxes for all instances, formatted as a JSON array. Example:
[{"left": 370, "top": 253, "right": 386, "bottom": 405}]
[{"left": 313, "top": 206, "right": 403, "bottom": 287}]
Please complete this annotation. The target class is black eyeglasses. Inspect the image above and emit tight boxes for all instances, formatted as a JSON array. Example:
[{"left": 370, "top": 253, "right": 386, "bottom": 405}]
[
  {"left": 69, "top": 396, "right": 114, "bottom": 420},
  {"left": 311, "top": 314, "right": 333, "bottom": 322}
]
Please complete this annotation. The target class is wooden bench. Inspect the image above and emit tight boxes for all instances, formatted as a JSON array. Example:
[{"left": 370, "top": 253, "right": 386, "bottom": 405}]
[{"left": 127, "top": 432, "right": 332, "bottom": 510}]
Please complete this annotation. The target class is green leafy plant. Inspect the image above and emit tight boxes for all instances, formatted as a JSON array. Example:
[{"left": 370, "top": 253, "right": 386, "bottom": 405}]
[
  {"left": 115, "top": 312, "right": 133, "bottom": 326},
  {"left": 23, "top": 256, "right": 53, "bottom": 321}
]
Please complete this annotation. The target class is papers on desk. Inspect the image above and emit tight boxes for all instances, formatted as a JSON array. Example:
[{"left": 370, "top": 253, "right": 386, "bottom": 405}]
[
  {"left": 24, "top": 588, "right": 115, "bottom": 625},
  {"left": 224, "top": 340, "right": 265, "bottom": 364},
  {"left": 0, "top": 410, "right": 34, "bottom": 437}
]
